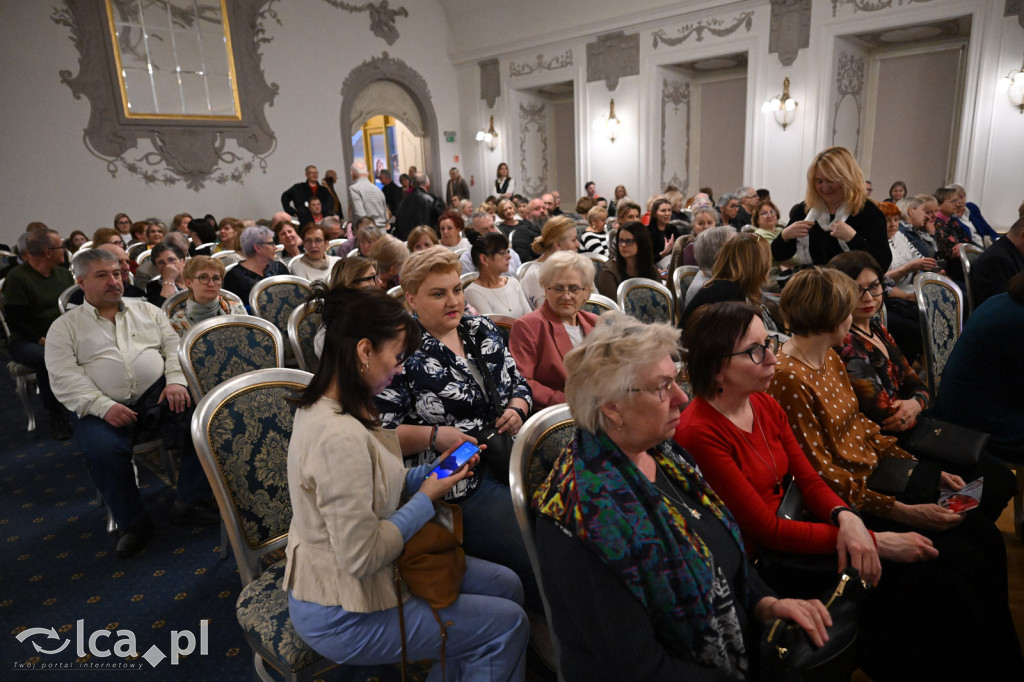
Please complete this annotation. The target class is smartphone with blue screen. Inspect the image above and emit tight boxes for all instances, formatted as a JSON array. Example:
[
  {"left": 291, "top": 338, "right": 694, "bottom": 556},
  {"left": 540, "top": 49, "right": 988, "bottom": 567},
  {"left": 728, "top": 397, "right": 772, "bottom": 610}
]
[{"left": 429, "top": 441, "right": 480, "bottom": 479}]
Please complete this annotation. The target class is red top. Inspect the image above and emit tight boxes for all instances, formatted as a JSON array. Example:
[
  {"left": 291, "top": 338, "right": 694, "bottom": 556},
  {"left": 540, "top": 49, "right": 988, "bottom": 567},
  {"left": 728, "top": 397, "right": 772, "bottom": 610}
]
[{"left": 674, "top": 392, "right": 857, "bottom": 557}]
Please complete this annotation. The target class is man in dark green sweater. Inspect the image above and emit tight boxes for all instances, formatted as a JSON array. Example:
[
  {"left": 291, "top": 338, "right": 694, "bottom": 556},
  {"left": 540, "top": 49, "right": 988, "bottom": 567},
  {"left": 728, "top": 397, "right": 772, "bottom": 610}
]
[{"left": 1, "top": 227, "right": 74, "bottom": 439}]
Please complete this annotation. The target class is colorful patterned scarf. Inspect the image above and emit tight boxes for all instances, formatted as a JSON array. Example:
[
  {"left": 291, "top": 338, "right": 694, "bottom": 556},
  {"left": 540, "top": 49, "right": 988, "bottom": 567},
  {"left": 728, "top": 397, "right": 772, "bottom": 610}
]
[{"left": 533, "top": 429, "right": 752, "bottom": 677}]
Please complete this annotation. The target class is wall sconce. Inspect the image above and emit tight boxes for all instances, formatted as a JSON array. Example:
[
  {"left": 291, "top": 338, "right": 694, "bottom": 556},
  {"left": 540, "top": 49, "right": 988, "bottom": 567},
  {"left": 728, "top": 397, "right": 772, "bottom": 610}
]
[
  {"left": 761, "top": 76, "right": 798, "bottom": 130},
  {"left": 998, "top": 58, "right": 1024, "bottom": 114},
  {"left": 475, "top": 116, "right": 498, "bottom": 149},
  {"left": 592, "top": 99, "right": 621, "bottom": 142}
]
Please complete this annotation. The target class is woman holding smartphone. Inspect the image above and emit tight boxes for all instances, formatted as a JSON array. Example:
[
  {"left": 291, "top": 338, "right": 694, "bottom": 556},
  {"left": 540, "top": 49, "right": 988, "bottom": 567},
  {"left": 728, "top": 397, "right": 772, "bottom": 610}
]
[{"left": 286, "top": 286, "right": 529, "bottom": 678}]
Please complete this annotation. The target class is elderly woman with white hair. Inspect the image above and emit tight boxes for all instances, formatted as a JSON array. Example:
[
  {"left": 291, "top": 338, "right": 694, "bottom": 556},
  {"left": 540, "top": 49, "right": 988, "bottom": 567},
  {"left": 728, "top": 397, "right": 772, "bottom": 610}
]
[
  {"left": 509, "top": 252, "right": 598, "bottom": 409},
  {"left": 532, "top": 312, "right": 831, "bottom": 680},
  {"left": 222, "top": 225, "right": 289, "bottom": 303}
]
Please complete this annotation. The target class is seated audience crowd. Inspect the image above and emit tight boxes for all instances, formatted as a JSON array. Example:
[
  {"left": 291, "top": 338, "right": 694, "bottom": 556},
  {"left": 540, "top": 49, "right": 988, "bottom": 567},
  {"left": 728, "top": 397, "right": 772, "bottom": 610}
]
[{"left": 3, "top": 150, "right": 1022, "bottom": 680}]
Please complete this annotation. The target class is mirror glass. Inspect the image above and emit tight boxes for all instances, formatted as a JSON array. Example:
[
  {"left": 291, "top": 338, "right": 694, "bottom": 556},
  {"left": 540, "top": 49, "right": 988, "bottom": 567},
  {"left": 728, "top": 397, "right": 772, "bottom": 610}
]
[{"left": 106, "top": 0, "right": 240, "bottom": 119}]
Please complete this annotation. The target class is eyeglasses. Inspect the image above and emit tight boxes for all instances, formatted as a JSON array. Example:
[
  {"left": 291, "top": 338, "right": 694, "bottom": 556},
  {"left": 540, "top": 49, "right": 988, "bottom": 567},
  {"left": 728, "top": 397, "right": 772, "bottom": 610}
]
[
  {"left": 259, "top": 241, "right": 276, "bottom": 247},
  {"left": 759, "top": 210, "right": 778, "bottom": 218},
  {"left": 627, "top": 376, "right": 682, "bottom": 402},
  {"left": 195, "top": 274, "right": 223, "bottom": 285},
  {"left": 488, "top": 249, "right": 510, "bottom": 257},
  {"left": 618, "top": 238, "right": 636, "bottom": 247},
  {"left": 547, "top": 285, "right": 586, "bottom": 296},
  {"left": 116, "top": 219, "right": 131, "bottom": 225},
  {"left": 156, "top": 256, "right": 180, "bottom": 266},
  {"left": 728, "top": 336, "right": 780, "bottom": 365},
  {"left": 113, "top": 240, "right": 126, "bottom": 248},
  {"left": 858, "top": 281, "right": 883, "bottom": 298},
  {"left": 352, "top": 273, "right": 380, "bottom": 284}
]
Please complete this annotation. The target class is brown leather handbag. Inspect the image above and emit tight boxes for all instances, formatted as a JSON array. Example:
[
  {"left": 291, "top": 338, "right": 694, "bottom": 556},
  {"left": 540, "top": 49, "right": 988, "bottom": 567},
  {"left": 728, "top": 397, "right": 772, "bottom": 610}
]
[{"left": 392, "top": 501, "right": 466, "bottom": 680}]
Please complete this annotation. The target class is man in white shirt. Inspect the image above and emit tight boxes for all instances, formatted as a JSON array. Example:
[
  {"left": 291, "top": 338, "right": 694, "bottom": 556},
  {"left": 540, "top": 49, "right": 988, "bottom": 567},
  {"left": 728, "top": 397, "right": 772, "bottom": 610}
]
[
  {"left": 45, "top": 249, "right": 217, "bottom": 558},
  {"left": 348, "top": 160, "right": 388, "bottom": 227},
  {"left": 460, "top": 212, "right": 522, "bottom": 277}
]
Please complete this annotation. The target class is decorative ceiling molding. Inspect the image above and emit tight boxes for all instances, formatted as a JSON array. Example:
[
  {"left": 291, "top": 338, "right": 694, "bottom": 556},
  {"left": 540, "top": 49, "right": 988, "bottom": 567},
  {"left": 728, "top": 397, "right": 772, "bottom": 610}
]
[
  {"left": 1007, "top": 1, "right": 1024, "bottom": 31},
  {"left": 769, "top": 0, "right": 811, "bottom": 67},
  {"left": 586, "top": 31, "right": 639, "bottom": 91},
  {"left": 831, "top": 0, "right": 934, "bottom": 17},
  {"left": 651, "top": 11, "right": 753, "bottom": 48},
  {"left": 320, "top": 0, "right": 408, "bottom": 45},
  {"left": 509, "top": 51, "right": 573, "bottom": 78},
  {"left": 50, "top": 0, "right": 279, "bottom": 190},
  {"left": 479, "top": 58, "right": 500, "bottom": 109}
]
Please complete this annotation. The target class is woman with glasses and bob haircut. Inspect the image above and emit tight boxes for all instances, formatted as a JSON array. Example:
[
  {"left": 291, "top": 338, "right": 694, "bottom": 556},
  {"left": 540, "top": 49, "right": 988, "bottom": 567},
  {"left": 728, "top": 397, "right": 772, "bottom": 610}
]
[
  {"left": 533, "top": 312, "right": 830, "bottom": 681},
  {"left": 768, "top": 267, "right": 1022, "bottom": 679},
  {"left": 168, "top": 256, "right": 245, "bottom": 336},
  {"left": 222, "top": 225, "right": 289, "bottom": 304},
  {"left": 509, "top": 251, "right": 597, "bottom": 409}
]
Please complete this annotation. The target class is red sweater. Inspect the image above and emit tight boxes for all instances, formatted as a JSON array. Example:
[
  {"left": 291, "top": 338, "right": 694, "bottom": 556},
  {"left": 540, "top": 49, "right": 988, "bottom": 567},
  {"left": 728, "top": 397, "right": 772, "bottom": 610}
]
[{"left": 675, "top": 392, "right": 853, "bottom": 557}]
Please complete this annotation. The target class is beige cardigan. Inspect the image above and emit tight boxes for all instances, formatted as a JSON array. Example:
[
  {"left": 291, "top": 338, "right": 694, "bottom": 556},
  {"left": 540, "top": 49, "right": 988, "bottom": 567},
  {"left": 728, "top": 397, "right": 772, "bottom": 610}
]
[{"left": 284, "top": 398, "right": 410, "bottom": 612}]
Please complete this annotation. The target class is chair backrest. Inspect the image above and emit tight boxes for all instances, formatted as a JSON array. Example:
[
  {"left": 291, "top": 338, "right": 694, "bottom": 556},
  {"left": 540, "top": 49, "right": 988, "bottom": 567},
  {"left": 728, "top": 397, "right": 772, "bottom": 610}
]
[
  {"left": 460, "top": 271, "right": 479, "bottom": 288},
  {"left": 192, "top": 368, "right": 312, "bottom": 584},
  {"left": 482, "top": 314, "right": 516, "bottom": 343},
  {"left": 287, "top": 301, "right": 322, "bottom": 373},
  {"left": 160, "top": 289, "right": 244, "bottom": 320},
  {"left": 584, "top": 252, "right": 608, "bottom": 276},
  {"left": 57, "top": 284, "right": 81, "bottom": 314},
  {"left": 178, "top": 314, "right": 285, "bottom": 399},
  {"left": 387, "top": 285, "right": 404, "bottom": 299},
  {"left": 326, "top": 238, "right": 346, "bottom": 257},
  {"left": 617, "top": 277, "right": 674, "bottom": 324},
  {"left": 516, "top": 260, "right": 535, "bottom": 281},
  {"left": 581, "top": 293, "right": 619, "bottom": 315},
  {"left": 212, "top": 250, "right": 243, "bottom": 267},
  {"left": 249, "top": 275, "right": 313, "bottom": 340},
  {"left": 913, "top": 271, "right": 963, "bottom": 394},
  {"left": 671, "top": 265, "right": 700, "bottom": 318},
  {"left": 959, "top": 244, "right": 984, "bottom": 313},
  {"left": 127, "top": 242, "right": 149, "bottom": 261},
  {"left": 509, "top": 404, "right": 576, "bottom": 669}
]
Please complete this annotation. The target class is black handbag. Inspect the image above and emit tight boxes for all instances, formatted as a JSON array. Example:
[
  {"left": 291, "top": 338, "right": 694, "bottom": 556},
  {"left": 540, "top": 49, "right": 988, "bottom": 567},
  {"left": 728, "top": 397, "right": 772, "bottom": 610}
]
[
  {"left": 459, "top": 322, "right": 516, "bottom": 482},
  {"left": 866, "top": 458, "right": 917, "bottom": 496},
  {"left": 899, "top": 417, "right": 988, "bottom": 468},
  {"left": 761, "top": 567, "right": 868, "bottom": 682}
]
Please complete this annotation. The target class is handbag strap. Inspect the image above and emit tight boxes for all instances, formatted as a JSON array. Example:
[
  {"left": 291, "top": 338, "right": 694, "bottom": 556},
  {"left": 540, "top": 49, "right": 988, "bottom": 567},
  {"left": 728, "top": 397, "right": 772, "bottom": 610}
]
[
  {"left": 393, "top": 564, "right": 452, "bottom": 681},
  {"left": 457, "top": 321, "right": 505, "bottom": 420}
]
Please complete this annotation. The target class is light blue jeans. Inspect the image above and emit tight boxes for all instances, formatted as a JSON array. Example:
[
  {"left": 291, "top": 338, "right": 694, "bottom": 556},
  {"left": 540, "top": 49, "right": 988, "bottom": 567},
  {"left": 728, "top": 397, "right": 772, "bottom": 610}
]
[{"left": 289, "top": 556, "right": 529, "bottom": 681}]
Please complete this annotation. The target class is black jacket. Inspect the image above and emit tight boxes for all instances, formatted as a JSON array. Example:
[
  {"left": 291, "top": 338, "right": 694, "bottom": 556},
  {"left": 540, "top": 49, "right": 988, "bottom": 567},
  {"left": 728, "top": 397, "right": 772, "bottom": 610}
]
[
  {"left": 970, "top": 236, "right": 1024, "bottom": 308},
  {"left": 281, "top": 181, "right": 335, "bottom": 220},
  {"left": 773, "top": 201, "right": 891, "bottom": 272},
  {"left": 394, "top": 187, "right": 445, "bottom": 240}
]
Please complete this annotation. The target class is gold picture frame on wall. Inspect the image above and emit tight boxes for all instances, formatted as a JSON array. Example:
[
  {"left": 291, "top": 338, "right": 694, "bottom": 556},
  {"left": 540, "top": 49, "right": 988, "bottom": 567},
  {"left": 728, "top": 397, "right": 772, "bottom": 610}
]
[{"left": 105, "top": 0, "right": 242, "bottom": 120}]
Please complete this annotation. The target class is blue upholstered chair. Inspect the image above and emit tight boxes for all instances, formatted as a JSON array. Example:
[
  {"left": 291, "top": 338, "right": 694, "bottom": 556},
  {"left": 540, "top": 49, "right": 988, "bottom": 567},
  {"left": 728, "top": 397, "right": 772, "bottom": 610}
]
[
  {"left": 958, "top": 244, "right": 984, "bottom": 314},
  {"left": 913, "top": 272, "right": 964, "bottom": 394},
  {"left": 671, "top": 265, "right": 700, "bottom": 320},
  {"left": 326, "top": 239, "right": 347, "bottom": 257},
  {"left": 617, "top": 277, "right": 674, "bottom": 325},
  {"left": 584, "top": 252, "right": 608, "bottom": 277},
  {"left": 286, "top": 302, "right": 322, "bottom": 373},
  {"left": 191, "top": 368, "right": 332, "bottom": 681},
  {"left": 509, "top": 404, "right": 577, "bottom": 676},
  {"left": 178, "top": 315, "right": 284, "bottom": 400},
  {"left": 581, "top": 293, "right": 619, "bottom": 316},
  {"left": 250, "top": 275, "right": 312, "bottom": 344}
]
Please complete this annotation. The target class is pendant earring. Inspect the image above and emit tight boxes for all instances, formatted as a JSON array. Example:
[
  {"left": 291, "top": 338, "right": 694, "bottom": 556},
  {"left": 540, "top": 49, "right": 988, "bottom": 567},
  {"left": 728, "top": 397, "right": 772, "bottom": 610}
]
[
  {"left": 360, "top": 363, "right": 368, "bottom": 374},
  {"left": 412, "top": 310, "right": 419, "bottom": 320}
]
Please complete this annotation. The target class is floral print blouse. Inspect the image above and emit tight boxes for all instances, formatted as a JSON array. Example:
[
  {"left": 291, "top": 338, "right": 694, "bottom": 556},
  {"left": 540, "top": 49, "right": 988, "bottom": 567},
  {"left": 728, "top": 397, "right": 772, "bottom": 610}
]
[
  {"left": 836, "top": 320, "right": 930, "bottom": 429},
  {"left": 376, "top": 314, "right": 532, "bottom": 499}
]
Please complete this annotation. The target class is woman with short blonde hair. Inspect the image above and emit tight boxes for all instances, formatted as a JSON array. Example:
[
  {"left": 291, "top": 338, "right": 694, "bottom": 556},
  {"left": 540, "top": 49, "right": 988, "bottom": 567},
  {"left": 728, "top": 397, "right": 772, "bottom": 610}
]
[
  {"left": 368, "top": 235, "right": 407, "bottom": 289},
  {"left": 169, "top": 255, "right": 246, "bottom": 335}
]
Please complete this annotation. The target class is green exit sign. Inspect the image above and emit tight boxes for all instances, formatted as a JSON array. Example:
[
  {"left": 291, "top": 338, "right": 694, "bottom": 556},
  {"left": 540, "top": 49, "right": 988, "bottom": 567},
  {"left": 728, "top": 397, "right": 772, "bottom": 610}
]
[{"left": 444, "top": 130, "right": 456, "bottom": 143}]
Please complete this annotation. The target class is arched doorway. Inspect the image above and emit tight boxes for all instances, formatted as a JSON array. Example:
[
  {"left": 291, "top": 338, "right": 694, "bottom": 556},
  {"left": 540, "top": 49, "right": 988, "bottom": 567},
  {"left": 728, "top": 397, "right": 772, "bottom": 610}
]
[{"left": 340, "top": 53, "right": 440, "bottom": 188}]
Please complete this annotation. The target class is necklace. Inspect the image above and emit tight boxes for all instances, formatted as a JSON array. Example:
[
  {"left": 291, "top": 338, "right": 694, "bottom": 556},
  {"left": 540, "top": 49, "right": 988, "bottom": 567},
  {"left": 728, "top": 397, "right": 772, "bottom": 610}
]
[
  {"left": 735, "top": 406, "right": 783, "bottom": 494},
  {"left": 850, "top": 323, "right": 874, "bottom": 340},
  {"left": 786, "top": 341, "right": 824, "bottom": 372},
  {"left": 656, "top": 464, "right": 701, "bottom": 520}
]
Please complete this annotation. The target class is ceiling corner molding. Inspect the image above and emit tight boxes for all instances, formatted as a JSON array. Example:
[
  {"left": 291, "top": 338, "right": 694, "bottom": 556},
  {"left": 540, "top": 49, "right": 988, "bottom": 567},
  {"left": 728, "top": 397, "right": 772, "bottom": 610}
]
[{"left": 50, "top": 0, "right": 279, "bottom": 190}]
